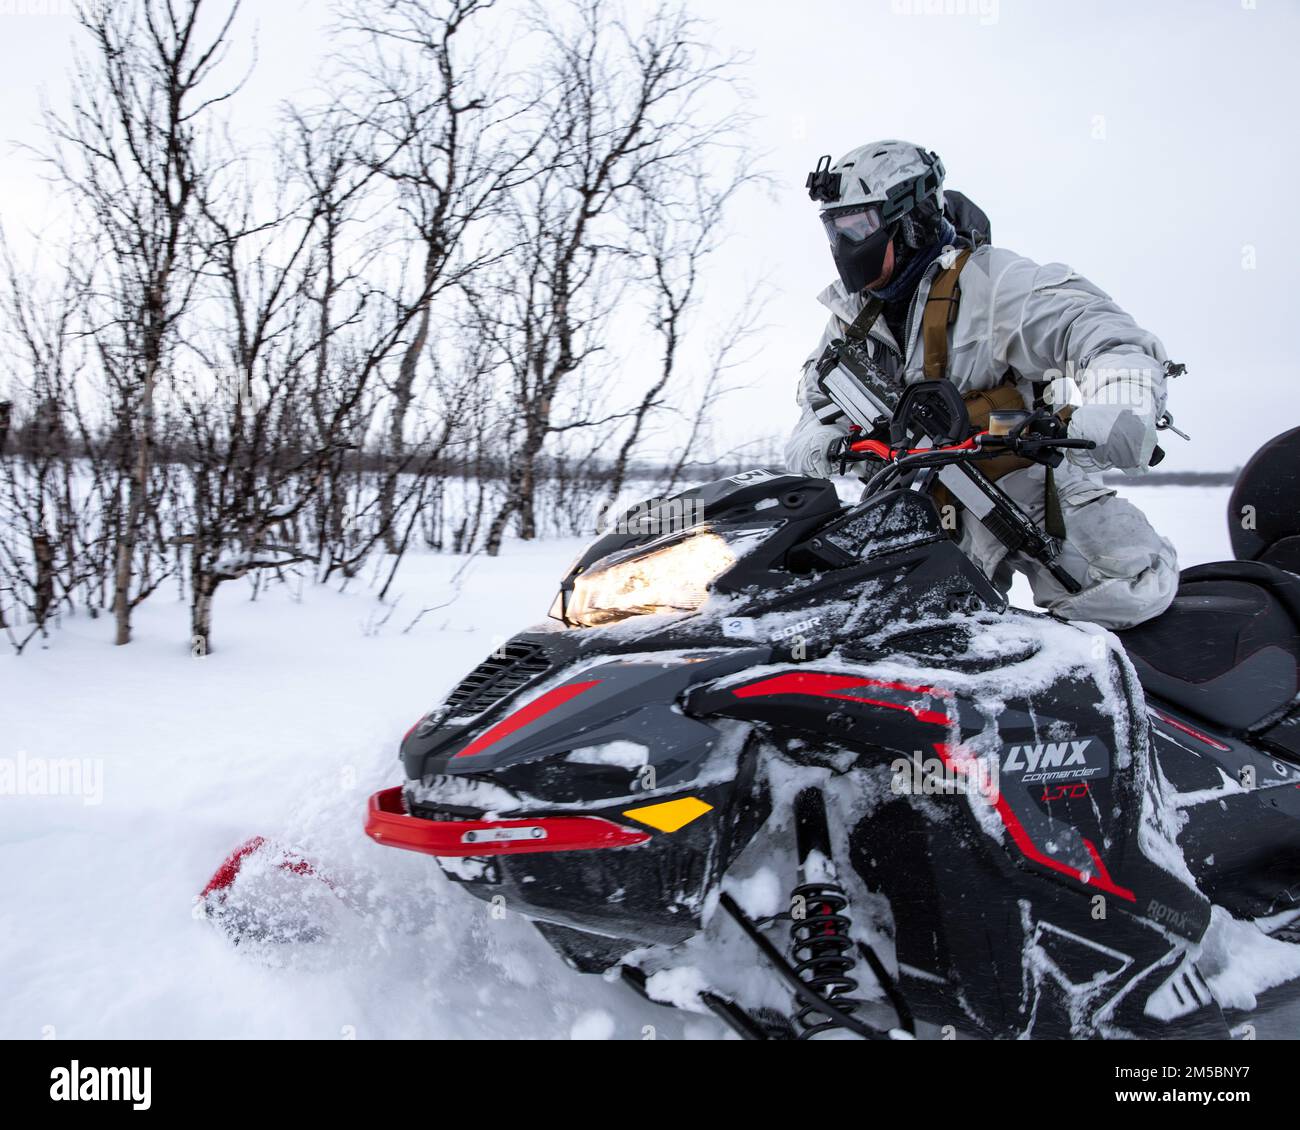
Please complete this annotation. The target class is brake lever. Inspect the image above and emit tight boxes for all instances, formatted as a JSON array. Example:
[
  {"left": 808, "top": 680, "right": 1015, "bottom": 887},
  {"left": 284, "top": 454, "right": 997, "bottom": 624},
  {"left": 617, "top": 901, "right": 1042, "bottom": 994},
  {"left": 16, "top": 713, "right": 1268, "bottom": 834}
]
[
  {"left": 829, "top": 427, "right": 868, "bottom": 475},
  {"left": 977, "top": 429, "right": 1097, "bottom": 468},
  {"left": 1001, "top": 409, "right": 1097, "bottom": 464}
]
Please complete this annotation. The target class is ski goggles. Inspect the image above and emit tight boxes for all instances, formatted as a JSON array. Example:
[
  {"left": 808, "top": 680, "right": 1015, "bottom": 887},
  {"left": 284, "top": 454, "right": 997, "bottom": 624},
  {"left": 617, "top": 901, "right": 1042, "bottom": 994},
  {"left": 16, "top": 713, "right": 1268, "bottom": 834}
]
[{"left": 821, "top": 204, "right": 885, "bottom": 246}]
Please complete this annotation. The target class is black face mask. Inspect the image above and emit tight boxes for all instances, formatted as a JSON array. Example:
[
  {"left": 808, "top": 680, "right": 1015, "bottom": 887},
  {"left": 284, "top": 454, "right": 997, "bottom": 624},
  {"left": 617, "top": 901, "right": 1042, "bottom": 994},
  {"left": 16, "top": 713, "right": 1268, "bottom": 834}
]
[{"left": 821, "top": 205, "right": 892, "bottom": 293}]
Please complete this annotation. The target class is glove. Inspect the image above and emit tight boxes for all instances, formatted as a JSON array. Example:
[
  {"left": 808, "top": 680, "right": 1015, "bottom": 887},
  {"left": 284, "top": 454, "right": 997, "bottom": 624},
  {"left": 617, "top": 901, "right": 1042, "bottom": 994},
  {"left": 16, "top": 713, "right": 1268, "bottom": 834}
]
[
  {"left": 785, "top": 422, "right": 849, "bottom": 478},
  {"left": 1066, "top": 404, "right": 1157, "bottom": 473}
]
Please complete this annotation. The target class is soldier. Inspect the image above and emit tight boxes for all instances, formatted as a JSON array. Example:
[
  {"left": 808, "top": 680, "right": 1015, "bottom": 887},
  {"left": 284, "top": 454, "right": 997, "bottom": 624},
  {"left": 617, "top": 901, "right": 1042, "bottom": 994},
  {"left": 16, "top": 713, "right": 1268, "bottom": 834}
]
[{"left": 788, "top": 140, "right": 1179, "bottom": 629}]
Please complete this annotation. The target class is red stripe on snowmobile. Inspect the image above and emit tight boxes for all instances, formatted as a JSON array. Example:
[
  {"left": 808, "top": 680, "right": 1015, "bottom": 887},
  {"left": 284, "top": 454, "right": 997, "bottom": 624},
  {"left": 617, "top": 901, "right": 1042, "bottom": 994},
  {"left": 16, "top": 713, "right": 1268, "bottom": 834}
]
[
  {"left": 932, "top": 743, "right": 1136, "bottom": 903},
  {"left": 1079, "top": 838, "right": 1135, "bottom": 900},
  {"left": 199, "top": 836, "right": 321, "bottom": 899},
  {"left": 1149, "top": 709, "right": 1231, "bottom": 752},
  {"left": 454, "top": 679, "right": 602, "bottom": 758},
  {"left": 201, "top": 836, "right": 269, "bottom": 897},
  {"left": 365, "top": 787, "right": 649, "bottom": 857},
  {"left": 996, "top": 797, "right": 1135, "bottom": 902},
  {"left": 732, "top": 672, "right": 951, "bottom": 727}
]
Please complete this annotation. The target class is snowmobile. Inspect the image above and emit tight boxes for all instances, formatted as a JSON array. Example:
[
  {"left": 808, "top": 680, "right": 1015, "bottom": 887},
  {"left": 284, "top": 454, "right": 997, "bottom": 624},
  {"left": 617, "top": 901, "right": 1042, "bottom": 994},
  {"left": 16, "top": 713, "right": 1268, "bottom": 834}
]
[{"left": 360, "top": 379, "right": 1300, "bottom": 1039}]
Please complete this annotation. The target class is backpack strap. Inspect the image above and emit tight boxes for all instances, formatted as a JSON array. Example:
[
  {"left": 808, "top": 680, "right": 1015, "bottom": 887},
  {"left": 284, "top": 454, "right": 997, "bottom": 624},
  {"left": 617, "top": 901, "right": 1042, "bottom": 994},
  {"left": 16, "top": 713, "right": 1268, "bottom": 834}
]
[{"left": 921, "top": 248, "right": 971, "bottom": 381}]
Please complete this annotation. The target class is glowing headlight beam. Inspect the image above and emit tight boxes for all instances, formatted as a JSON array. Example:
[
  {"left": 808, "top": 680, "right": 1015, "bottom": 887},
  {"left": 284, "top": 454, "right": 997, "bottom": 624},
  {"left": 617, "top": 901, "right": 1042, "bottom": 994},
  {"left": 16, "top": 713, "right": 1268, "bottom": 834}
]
[{"left": 565, "top": 532, "right": 736, "bottom": 628}]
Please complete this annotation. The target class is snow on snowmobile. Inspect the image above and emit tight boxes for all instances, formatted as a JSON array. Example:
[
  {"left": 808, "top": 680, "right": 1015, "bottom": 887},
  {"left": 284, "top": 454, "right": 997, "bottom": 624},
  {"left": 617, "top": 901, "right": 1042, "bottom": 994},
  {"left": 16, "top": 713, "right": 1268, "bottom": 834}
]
[{"left": 357, "top": 340, "right": 1300, "bottom": 1038}]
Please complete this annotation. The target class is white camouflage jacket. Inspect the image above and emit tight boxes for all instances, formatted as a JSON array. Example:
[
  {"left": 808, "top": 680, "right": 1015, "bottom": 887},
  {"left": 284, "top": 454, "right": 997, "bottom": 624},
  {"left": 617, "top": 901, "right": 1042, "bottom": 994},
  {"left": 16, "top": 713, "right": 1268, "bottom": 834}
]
[{"left": 785, "top": 243, "right": 1171, "bottom": 489}]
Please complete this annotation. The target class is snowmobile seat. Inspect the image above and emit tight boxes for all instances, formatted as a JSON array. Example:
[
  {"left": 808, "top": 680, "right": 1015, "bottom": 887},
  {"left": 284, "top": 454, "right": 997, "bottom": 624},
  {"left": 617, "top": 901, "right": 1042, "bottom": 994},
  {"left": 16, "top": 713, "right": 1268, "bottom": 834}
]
[
  {"left": 1117, "top": 562, "right": 1300, "bottom": 732},
  {"left": 1229, "top": 425, "right": 1300, "bottom": 573}
]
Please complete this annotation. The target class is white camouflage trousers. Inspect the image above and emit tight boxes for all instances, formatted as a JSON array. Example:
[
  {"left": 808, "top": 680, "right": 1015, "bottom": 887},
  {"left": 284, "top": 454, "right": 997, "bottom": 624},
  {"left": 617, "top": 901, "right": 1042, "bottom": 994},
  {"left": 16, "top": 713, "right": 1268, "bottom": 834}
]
[{"left": 958, "top": 464, "right": 1179, "bottom": 629}]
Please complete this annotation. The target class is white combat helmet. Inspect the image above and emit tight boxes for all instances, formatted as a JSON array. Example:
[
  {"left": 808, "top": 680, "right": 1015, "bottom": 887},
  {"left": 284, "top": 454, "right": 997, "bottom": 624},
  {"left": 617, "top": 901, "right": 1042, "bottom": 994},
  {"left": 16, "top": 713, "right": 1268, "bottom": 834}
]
[{"left": 806, "top": 140, "right": 947, "bottom": 293}]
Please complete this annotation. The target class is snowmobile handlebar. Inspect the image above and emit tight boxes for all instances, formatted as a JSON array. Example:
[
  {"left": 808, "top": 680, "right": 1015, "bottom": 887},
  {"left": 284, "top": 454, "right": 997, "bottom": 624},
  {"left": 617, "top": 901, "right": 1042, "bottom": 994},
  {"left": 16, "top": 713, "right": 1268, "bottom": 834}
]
[
  {"left": 838, "top": 418, "right": 1097, "bottom": 596},
  {"left": 842, "top": 427, "right": 1095, "bottom": 470},
  {"left": 815, "top": 345, "right": 1095, "bottom": 594}
]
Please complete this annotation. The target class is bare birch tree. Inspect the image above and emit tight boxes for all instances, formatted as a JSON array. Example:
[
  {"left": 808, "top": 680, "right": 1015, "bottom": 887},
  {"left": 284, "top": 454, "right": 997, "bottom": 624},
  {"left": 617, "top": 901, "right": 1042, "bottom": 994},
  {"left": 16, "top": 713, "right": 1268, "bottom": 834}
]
[
  {"left": 477, "top": 0, "right": 745, "bottom": 555},
  {"left": 341, "top": 0, "right": 535, "bottom": 554},
  {"left": 41, "top": 0, "right": 246, "bottom": 644}
]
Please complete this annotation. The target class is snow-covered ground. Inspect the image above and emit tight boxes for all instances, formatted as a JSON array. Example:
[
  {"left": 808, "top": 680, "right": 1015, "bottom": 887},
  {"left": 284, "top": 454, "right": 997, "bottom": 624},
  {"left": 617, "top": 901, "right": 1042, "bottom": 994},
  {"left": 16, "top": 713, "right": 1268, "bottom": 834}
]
[
  {"left": 1, "top": 484, "right": 1294, "bottom": 1039},
  {"left": 0, "top": 539, "right": 713, "bottom": 1040}
]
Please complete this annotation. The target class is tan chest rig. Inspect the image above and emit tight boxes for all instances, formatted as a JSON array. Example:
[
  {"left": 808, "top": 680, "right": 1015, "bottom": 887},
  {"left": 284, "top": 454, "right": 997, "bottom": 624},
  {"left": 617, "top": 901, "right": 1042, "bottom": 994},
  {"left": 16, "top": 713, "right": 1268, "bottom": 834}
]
[{"left": 842, "top": 249, "right": 1071, "bottom": 537}]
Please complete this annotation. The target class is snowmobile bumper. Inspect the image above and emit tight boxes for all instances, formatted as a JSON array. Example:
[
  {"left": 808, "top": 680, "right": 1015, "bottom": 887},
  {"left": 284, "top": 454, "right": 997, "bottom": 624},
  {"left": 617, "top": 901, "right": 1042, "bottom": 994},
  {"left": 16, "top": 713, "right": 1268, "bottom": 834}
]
[{"left": 365, "top": 786, "right": 651, "bottom": 857}]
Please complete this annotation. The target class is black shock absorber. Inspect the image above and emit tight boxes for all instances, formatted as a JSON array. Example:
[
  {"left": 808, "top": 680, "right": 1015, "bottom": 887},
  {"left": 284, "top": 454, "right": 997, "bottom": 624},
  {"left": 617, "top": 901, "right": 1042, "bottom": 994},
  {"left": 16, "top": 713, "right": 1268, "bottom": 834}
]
[{"left": 788, "top": 787, "right": 862, "bottom": 1038}]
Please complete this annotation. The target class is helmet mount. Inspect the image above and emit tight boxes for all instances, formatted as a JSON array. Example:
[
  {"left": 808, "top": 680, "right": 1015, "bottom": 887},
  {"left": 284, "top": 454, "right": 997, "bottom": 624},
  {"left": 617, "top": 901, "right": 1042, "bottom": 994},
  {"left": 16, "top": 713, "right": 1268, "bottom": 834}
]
[{"left": 805, "top": 154, "right": 842, "bottom": 203}]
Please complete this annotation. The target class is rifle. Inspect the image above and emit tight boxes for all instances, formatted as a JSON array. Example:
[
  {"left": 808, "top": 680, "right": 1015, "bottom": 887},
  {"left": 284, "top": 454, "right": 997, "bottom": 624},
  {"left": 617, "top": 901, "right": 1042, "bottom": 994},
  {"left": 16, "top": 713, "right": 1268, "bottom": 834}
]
[{"left": 814, "top": 337, "right": 1091, "bottom": 595}]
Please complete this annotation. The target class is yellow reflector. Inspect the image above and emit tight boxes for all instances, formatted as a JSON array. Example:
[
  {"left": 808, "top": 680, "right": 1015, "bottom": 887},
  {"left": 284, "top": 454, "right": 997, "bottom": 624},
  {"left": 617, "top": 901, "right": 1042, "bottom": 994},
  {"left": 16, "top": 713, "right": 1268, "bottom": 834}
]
[{"left": 621, "top": 796, "right": 714, "bottom": 834}]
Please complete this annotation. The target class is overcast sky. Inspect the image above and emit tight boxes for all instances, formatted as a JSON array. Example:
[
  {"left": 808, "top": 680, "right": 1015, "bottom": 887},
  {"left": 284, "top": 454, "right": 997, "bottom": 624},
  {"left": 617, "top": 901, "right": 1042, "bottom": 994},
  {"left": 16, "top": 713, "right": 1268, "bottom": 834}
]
[{"left": 2, "top": 0, "right": 1297, "bottom": 473}]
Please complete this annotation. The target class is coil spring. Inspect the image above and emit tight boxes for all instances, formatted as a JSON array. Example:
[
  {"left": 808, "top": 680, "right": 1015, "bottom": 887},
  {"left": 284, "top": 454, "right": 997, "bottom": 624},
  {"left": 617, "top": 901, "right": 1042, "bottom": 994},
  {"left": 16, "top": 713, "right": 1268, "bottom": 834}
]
[{"left": 789, "top": 881, "right": 861, "bottom": 1038}]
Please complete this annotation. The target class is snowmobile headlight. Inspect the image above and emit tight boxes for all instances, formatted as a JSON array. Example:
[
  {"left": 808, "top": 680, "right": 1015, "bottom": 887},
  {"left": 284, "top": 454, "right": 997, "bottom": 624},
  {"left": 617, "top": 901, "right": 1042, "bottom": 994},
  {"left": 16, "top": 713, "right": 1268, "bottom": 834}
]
[{"left": 564, "top": 531, "right": 737, "bottom": 628}]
